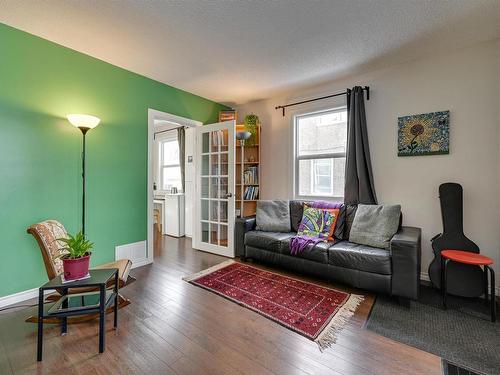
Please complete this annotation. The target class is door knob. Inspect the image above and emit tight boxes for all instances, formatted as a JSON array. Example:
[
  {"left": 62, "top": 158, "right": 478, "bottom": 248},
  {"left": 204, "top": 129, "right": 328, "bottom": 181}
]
[{"left": 225, "top": 193, "right": 233, "bottom": 198}]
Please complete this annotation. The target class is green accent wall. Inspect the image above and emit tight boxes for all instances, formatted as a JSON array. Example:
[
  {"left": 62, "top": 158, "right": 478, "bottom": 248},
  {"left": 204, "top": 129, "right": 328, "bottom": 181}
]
[{"left": 0, "top": 23, "right": 227, "bottom": 298}]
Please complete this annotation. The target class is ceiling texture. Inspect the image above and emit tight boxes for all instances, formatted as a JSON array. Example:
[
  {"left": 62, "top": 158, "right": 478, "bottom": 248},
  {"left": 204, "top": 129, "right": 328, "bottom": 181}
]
[{"left": 1, "top": 0, "right": 500, "bottom": 105}]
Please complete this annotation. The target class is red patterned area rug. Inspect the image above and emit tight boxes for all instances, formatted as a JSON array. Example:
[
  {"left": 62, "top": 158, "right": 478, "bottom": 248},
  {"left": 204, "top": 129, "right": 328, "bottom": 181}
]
[{"left": 183, "top": 260, "right": 363, "bottom": 351}]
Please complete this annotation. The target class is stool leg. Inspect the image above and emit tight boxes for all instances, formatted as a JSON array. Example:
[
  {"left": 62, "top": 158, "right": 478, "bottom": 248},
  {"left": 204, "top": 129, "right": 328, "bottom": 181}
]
[
  {"left": 483, "top": 266, "right": 489, "bottom": 305},
  {"left": 443, "top": 259, "right": 450, "bottom": 309},
  {"left": 441, "top": 256, "right": 445, "bottom": 306},
  {"left": 487, "top": 266, "right": 496, "bottom": 323}
]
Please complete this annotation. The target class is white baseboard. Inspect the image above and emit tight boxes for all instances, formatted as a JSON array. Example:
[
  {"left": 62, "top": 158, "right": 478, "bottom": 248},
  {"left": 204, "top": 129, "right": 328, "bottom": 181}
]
[
  {"left": 421, "top": 271, "right": 500, "bottom": 295},
  {"left": 0, "top": 287, "right": 38, "bottom": 309},
  {"left": 115, "top": 240, "right": 148, "bottom": 266}
]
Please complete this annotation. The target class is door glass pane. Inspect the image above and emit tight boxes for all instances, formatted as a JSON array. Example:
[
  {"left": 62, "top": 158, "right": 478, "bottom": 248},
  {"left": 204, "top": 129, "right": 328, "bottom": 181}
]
[
  {"left": 210, "top": 154, "right": 219, "bottom": 176},
  {"left": 211, "top": 130, "right": 227, "bottom": 152},
  {"left": 220, "top": 152, "right": 228, "bottom": 175},
  {"left": 219, "top": 129, "right": 228, "bottom": 152},
  {"left": 219, "top": 225, "right": 228, "bottom": 247},
  {"left": 202, "top": 222, "right": 209, "bottom": 243},
  {"left": 210, "top": 130, "right": 222, "bottom": 152},
  {"left": 202, "top": 133, "right": 210, "bottom": 153},
  {"left": 202, "top": 155, "right": 209, "bottom": 176},
  {"left": 201, "top": 199, "right": 209, "bottom": 221},
  {"left": 201, "top": 177, "right": 209, "bottom": 198},
  {"left": 210, "top": 177, "right": 219, "bottom": 198},
  {"left": 219, "top": 177, "right": 228, "bottom": 198},
  {"left": 220, "top": 201, "right": 228, "bottom": 223},
  {"left": 210, "top": 223, "right": 218, "bottom": 245},
  {"left": 210, "top": 201, "right": 218, "bottom": 222}
]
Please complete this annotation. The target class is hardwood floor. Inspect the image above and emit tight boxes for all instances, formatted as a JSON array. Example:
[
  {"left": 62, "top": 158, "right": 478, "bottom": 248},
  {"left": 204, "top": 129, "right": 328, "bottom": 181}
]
[{"left": 0, "top": 235, "right": 441, "bottom": 374}]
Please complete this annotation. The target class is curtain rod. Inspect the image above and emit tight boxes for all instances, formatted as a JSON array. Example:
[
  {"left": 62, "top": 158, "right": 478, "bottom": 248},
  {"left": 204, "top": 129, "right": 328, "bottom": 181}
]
[
  {"left": 153, "top": 126, "right": 188, "bottom": 139},
  {"left": 275, "top": 86, "right": 369, "bottom": 116}
]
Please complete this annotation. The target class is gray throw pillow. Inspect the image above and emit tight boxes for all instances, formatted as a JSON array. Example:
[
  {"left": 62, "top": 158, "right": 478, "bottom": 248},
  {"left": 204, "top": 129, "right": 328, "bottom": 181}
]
[
  {"left": 349, "top": 204, "right": 401, "bottom": 249},
  {"left": 256, "top": 200, "right": 291, "bottom": 232}
]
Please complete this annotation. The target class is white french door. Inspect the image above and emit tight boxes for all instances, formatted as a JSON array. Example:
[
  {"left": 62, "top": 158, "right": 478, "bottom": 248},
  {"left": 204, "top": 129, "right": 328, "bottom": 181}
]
[{"left": 193, "top": 121, "right": 235, "bottom": 257}]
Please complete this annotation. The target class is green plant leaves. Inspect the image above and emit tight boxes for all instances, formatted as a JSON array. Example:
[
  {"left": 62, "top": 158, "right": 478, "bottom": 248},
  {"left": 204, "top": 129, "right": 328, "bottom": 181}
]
[{"left": 55, "top": 231, "right": 93, "bottom": 259}]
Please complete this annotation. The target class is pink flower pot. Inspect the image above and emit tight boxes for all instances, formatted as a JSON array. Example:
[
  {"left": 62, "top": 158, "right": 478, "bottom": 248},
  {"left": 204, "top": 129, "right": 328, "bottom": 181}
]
[{"left": 62, "top": 254, "right": 91, "bottom": 281}]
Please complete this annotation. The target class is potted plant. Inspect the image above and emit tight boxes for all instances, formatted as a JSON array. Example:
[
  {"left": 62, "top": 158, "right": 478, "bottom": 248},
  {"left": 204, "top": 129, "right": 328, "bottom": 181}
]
[
  {"left": 243, "top": 114, "right": 260, "bottom": 146},
  {"left": 56, "top": 231, "right": 93, "bottom": 281}
]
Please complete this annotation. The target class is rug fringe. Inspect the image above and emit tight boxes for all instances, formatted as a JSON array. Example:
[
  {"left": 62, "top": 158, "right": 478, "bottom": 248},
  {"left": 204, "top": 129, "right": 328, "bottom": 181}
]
[
  {"left": 182, "top": 259, "right": 236, "bottom": 282},
  {"left": 315, "top": 294, "right": 364, "bottom": 352}
]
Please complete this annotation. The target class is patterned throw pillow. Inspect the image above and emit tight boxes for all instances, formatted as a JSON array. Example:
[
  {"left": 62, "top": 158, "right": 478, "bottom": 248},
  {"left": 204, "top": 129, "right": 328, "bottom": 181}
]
[{"left": 297, "top": 204, "right": 339, "bottom": 241}]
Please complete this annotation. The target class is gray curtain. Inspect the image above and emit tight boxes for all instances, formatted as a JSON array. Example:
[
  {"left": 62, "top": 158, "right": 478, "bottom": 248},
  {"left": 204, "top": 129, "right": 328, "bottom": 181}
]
[
  {"left": 344, "top": 86, "right": 377, "bottom": 205},
  {"left": 177, "top": 127, "right": 185, "bottom": 192}
]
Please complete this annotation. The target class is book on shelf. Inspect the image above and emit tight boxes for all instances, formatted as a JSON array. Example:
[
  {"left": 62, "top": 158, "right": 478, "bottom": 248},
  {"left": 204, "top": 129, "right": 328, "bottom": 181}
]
[
  {"left": 243, "top": 186, "right": 259, "bottom": 200},
  {"left": 243, "top": 166, "right": 258, "bottom": 185}
]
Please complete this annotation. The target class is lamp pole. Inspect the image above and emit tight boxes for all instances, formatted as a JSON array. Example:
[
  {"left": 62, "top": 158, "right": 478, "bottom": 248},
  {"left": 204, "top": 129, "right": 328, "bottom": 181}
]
[
  {"left": 67, "top": 114, "right": 100, "bottom": 236},
  {"left": 79, "top": 127, "right": 89, "bottom": 235}
]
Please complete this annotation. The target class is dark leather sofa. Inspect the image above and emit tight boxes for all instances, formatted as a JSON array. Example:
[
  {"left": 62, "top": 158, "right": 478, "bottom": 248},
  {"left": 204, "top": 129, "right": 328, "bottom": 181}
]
[{"left": 235, "top": 201, "right": 421, "bottom": 303}]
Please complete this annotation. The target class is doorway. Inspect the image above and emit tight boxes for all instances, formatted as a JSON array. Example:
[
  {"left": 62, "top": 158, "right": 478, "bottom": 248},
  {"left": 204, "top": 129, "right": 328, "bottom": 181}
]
[{"left": 147, "top": 109, "right": 202, "bottom": 262}]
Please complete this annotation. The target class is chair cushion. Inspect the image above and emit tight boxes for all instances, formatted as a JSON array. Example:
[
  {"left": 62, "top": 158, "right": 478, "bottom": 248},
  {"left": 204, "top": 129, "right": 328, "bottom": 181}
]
[
  {"left": 244, "top": 231, "right": 295, "bottom": 253},
  {"left": 281, "top": 238, "right": 332, "bottom": 264},
  {"left": 328, "top": 241, "right": 392, "bottom": 275}
]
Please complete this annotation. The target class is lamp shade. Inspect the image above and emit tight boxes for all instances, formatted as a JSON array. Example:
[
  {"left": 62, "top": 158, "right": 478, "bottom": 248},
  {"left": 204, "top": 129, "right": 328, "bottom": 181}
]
[
  {"left": 236, "top": 131, "right": 252, "bottom": 141},
  {"left": 67, "top": 114, "right": 101, "bottom": 130}
]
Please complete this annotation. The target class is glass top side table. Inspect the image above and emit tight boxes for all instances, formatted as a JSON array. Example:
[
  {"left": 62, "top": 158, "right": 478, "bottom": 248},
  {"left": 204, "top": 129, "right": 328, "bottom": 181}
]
[{"left": 37, "top": 268, "right": 119, "bottom": 361}]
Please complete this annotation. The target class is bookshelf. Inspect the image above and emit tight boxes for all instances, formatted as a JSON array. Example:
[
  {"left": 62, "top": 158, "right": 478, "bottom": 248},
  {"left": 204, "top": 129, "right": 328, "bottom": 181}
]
[{"left": 235, "top": 124, "right": 261, "bottom": 217}]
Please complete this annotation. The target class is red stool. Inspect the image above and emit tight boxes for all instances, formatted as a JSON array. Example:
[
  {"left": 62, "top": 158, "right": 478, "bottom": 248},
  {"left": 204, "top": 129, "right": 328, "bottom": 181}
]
[{"left": 441, "top": 250, "right": 496, "bottom": 322}]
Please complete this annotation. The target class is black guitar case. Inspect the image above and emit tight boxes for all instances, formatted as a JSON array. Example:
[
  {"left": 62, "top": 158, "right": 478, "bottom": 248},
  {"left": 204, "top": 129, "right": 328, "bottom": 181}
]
[{"left": 428, "top": 183, "right": 483, "bottom": 297}]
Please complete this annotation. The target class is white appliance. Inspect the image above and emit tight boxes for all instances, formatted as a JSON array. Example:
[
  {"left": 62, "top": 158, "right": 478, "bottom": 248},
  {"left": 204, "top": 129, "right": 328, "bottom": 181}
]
[{"left": 165, "top": 193, "right": 185, "bottom": 237}]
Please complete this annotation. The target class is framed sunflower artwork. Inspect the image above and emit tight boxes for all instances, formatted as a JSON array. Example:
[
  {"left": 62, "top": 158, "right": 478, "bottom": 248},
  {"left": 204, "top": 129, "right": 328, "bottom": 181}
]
[{"left": 397, "top": 110, "right": 450, "bottom": 156}]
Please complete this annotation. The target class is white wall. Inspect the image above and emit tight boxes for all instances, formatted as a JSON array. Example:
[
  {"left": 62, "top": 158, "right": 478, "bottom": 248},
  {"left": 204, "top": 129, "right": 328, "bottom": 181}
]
[{"left": 236, "top": 39, "right": 500, "bottom": 287}]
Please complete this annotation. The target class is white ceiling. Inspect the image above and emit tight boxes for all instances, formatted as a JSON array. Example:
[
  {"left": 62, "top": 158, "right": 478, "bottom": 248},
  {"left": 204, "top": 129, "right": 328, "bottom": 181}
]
[{"left": 1, "top": 1, "right": 500, "bottom": 105}]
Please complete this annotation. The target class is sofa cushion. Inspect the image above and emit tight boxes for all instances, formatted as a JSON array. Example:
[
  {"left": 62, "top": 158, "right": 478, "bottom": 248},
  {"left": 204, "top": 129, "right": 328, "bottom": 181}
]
[
  {"left": 342, "top": 205, "right": 358, "bottom": 240},
  {"left": 349, "top": 204, "right": 401, "bottom": 249},
  {"left": 256, "top": 200, "right": 291, "bottom": 232},
  {"left": 291, "top": 200, "right": 346, "bottom": 240},
  {"left": 281, "top": 238, "right": 332, "bottom": 264},
  {"left": 328, "top": 241, "right": 392, "bottom": 275},
  {"left": 244, "top": 231, "right": 295, "bottom": 253},
  {"left": 290, "top": 200, "right": 309, "bottom": 232}
]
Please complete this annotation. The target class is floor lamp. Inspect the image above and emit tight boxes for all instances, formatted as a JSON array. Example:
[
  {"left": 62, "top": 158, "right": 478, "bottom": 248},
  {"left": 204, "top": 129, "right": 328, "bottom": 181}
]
[
  {"left": 236, "top": 131, "right": 251, "bottom": 218},
  {"left": 67, "top": 114, "right": 101, "bottom": 235}
]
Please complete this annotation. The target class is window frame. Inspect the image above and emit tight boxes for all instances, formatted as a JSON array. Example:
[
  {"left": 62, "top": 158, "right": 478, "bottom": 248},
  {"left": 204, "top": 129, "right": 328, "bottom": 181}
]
[
  {"left": 157, "top": 132, "right": 183, "bottom": 192},
  {"left": 293, "top": 106, "right": 347, "bottom": 200}
]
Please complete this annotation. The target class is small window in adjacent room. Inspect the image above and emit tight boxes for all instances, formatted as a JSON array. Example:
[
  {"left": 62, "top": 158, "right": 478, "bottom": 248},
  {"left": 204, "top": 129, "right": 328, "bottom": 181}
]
[
  {"left": 160, "top": 138, "right": 182, "bottom": 191},
  {"left": 295, "top": 107, "right": 347, "bottom": 199}
]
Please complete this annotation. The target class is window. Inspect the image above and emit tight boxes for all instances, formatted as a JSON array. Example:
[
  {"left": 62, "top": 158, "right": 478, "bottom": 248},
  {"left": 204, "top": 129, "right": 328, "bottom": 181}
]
[
  {"left": 160, "top": 137, "right": 182, "bottom": 191},
  {"left": 295, "top": 107, "right": 347, "bottom": 198}
]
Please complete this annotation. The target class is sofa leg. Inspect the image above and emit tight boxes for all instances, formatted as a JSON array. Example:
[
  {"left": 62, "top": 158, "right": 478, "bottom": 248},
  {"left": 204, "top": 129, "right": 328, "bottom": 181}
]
[
  {"left": 397, "top": 297, "right": 411, "bottom": 308},
  {"left": 240, "top": 255, "right": 247, "bottom": 262}
]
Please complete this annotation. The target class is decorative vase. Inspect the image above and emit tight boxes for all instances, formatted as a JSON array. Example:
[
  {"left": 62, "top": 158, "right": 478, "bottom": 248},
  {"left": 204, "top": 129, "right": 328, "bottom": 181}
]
[{"left": 62, "top": 253, "right": 91, "bottom": 280}]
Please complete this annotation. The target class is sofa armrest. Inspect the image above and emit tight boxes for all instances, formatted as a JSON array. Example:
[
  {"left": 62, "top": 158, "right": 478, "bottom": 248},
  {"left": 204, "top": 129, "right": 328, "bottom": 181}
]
[
  {"left": 234, "top": 216, "right": 256, "bottom": 257},
  {"left": 390, "top": 226, "right": 421, "bottom": 300}
]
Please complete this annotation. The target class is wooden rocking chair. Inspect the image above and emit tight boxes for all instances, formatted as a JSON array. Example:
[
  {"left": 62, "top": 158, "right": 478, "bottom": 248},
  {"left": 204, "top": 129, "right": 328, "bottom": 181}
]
[{"left": 26, "top": 220, "right": 135, "bottom": 324}]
